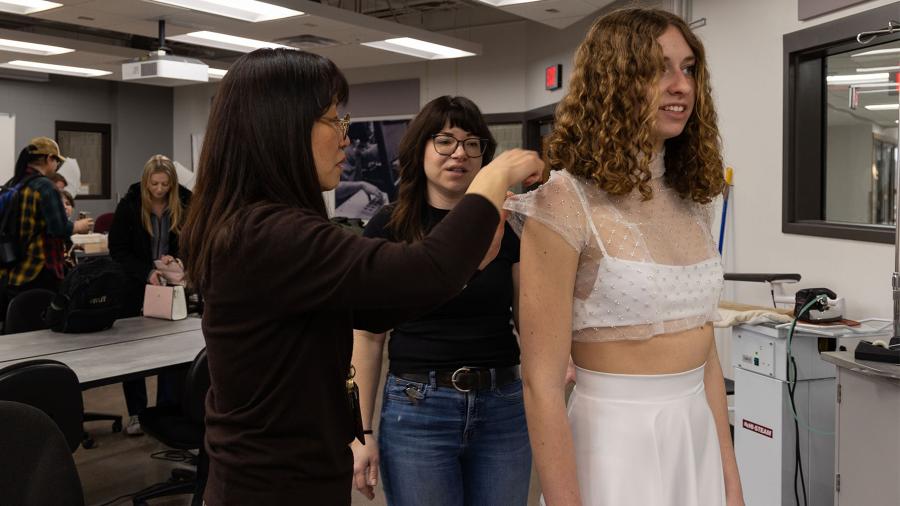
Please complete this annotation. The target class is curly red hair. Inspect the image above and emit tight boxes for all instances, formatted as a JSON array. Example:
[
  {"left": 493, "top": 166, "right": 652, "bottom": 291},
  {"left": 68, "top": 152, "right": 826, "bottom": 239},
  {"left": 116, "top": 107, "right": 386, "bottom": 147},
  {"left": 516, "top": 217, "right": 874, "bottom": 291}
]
[{"left": 547, "top": 8, "right": 724, "bottom": 203}]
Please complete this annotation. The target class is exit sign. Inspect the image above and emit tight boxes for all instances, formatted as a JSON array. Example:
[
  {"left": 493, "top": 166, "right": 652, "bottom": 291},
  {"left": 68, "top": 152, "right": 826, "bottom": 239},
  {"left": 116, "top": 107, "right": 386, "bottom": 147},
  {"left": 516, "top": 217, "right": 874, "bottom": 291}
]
[{"left": 545, "top": 64, "right": 562, "bottom": 90}]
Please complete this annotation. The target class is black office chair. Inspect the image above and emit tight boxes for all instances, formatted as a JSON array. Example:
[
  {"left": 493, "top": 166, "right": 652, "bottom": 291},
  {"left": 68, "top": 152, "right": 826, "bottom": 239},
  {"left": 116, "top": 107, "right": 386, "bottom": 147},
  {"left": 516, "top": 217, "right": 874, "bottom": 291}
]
[
  {"left": 3, "top": 288, "right": 57, "bottom": 335},
  {"left": 3, "top": 289, "right": 123, "bottom": 448},
  {"left": 0, "top": 358, "right": 85, "bottom": 452},
  {"left": 133, "top": 348, "right": 209, "bottom": 506},
  {"left": 0, "top": 400, "right": 84, "bottom": 506}
]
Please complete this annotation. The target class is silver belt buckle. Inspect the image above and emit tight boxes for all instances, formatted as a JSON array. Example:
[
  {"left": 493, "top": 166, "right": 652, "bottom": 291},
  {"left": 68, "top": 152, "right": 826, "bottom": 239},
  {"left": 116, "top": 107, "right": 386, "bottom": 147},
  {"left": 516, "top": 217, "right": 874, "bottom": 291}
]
[{"left": 451, "top": 366, "right": 473, "bottom": 393}]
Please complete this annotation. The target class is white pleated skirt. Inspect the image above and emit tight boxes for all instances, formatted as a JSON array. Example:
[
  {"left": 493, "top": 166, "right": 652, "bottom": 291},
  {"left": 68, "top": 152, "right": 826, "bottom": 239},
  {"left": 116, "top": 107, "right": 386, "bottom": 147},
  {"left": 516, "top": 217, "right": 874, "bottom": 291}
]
[{"left": 545, "top": 363, "right": 725, "bottom": 506}]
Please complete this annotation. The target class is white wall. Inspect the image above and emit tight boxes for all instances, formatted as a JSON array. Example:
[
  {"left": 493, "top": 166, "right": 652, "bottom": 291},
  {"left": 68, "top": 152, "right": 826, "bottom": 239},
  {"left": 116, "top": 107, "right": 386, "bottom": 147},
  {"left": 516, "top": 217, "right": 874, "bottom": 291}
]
[
  {"left": 523, "top": 16, "right": 596, "bottom": 110},
  {"left": 695, "top": 0, "right": 899, "bottom": 319},
  {"left": 0, "top": 76, "right": 173, "bottom": 216},
  {"left": 172, "top": 82, "right": 217, "bottom": 174},
  {"left": 343, "top": 21, "right": 532, "bottom": 113}
]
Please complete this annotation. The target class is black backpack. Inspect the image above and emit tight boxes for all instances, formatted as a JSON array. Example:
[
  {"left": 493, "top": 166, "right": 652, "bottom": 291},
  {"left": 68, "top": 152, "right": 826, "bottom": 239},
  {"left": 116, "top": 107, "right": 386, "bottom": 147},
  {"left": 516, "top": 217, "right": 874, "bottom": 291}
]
[
  {"left": 0, "top": 174, "right": 41, "bottom": 266},
  {"left": 44, "top": 257, "right": 129, "bottom": 333}
]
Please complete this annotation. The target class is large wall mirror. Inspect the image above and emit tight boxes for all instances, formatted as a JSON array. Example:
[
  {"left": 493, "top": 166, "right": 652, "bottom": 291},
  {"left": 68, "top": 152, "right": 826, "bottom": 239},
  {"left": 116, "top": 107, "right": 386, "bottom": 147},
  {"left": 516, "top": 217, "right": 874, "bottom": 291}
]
[
  {"left": 825, "top": 40, "right": 899, "bottom": 227},
  {"left": 783, "top": 2, "right": 900, "bottom": 243}
]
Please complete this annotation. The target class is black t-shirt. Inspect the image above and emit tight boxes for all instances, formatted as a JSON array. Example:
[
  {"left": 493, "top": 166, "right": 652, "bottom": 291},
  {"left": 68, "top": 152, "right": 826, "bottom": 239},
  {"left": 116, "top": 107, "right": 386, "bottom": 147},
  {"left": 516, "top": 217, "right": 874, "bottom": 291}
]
[{"left": 363, "top": 203, "right": 520, "bottom": 372}]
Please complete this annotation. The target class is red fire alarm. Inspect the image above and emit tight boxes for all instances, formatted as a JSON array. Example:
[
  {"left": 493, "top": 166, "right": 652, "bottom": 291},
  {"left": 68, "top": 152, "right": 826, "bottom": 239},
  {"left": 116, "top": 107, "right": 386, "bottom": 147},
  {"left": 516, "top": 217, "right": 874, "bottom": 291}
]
[{"left": 545, "top": 64, "right": 562, "bottom": 91}]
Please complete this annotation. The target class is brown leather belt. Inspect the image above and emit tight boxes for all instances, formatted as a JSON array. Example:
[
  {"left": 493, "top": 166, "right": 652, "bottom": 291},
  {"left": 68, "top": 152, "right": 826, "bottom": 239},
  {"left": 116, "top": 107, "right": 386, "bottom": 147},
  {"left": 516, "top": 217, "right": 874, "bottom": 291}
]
[{"left": 394, "top": 366, "right": 520, "bottom": 393}]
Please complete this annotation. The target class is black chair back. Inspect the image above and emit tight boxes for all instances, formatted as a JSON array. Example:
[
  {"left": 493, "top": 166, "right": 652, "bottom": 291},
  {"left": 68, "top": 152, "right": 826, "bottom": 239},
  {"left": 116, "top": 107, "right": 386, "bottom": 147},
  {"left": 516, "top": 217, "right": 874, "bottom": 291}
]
[
  {"left": 4, "top": 288, "right": 55, "bottom": 334},
  {"left": 182, "top": 348, "right": 209, "bottom": 426},
  {"left": 0, "top": 400, "right": 84, "bottom": 506},
  {"left": 133, "top": 348, "right": 209, "bottom": 506},
  {"left": 0, "top": 359, "right": 84, "bottom": 452}
]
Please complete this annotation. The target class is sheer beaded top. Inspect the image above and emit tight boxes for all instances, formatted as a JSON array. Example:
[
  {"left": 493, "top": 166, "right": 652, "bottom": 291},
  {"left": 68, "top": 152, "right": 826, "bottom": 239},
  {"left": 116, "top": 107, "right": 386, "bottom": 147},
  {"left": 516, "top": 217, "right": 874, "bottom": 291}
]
[{"left": 504, "top": 153, "right": 723, "bottom": 342}]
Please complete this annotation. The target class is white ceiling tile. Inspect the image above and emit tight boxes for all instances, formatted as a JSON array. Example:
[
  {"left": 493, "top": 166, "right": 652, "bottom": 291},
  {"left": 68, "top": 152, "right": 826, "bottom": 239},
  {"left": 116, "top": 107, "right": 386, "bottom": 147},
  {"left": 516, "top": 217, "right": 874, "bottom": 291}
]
[{"left": 0, "top": 0, "right": 492, "bottom": 83}]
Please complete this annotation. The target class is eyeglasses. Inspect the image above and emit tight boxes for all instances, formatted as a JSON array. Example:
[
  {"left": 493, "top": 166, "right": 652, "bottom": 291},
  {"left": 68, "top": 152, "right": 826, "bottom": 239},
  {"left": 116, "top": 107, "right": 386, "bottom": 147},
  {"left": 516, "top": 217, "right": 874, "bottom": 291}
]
[
  {"left": 431, "top": 134, "right": 489, "bottom": 158},
  {"left": 322, "top": 113, "right": 351, "bottom": 138}
]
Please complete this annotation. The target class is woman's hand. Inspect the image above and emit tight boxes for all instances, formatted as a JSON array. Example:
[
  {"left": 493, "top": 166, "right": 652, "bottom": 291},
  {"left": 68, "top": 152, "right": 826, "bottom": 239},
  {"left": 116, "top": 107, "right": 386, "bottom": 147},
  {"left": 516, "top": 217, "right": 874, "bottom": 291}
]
[
  {"left": 159, "top": 255, "right": 176, "bottom": 265},
  {"left": 467, "top": 150, "right": 543, "bottom": 213},
  {"left": 485, "top": 149, "right": 544, "bottom": 188},
  {"left": 351, "top": 436, "right": 380, "bottom": 500},
  {"left": 73, "top": 218, "right": 93, "bottom": 234},
  {"left": 565, "top": 355, "right": 577, "bottom": 386},
  {"left": 147, "top": 270, "right": 164, "bottom": 286}
]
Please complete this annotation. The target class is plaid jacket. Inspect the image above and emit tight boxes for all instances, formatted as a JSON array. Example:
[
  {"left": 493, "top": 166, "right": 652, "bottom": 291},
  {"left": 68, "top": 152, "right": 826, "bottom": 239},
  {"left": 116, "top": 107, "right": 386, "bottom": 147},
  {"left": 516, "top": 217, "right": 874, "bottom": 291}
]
[{"left": 1, "top": 170, "right": 72, "bottom": 286}]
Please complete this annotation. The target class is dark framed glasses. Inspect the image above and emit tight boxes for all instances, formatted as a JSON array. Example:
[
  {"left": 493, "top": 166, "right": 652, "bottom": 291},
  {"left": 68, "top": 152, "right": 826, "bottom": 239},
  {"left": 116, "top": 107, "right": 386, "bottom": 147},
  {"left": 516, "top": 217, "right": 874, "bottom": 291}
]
[{"left": 431, "top": 134, "right": 489, "bottom": 158}]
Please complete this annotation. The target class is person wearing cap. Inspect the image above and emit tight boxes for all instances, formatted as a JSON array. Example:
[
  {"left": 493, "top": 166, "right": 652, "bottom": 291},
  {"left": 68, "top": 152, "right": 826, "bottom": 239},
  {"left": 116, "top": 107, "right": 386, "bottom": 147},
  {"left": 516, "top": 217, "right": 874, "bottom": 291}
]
[{"left": 0, "top": 137, "right": 93, "bottom": 313}]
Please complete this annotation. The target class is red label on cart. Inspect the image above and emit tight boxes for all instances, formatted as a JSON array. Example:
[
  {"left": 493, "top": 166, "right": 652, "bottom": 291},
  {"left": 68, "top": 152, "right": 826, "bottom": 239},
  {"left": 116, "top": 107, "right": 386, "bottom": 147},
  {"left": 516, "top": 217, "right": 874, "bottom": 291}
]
[{"left": 742, "top": 419, "right": 773, "bottom": 438}]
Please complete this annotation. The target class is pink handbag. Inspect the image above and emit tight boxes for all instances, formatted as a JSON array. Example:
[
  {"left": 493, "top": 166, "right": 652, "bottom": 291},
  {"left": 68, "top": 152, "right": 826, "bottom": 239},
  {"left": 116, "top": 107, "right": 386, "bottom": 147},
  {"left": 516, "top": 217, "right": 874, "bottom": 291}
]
[{"left": 143, "top": 284, "right": 187, "bottom": 320}]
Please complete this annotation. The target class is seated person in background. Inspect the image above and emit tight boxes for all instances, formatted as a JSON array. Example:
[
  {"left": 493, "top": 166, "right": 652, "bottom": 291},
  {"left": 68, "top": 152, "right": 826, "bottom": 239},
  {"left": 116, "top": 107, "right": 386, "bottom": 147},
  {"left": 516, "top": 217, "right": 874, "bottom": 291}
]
[
  {"left": 109, "top": 154, "right": 191, "bottom": 435},
  {"left": 46, "top": 172, "right": 67, "bottom": 192},
  {"left": 60, "top": 190, "right": 75, "bottom": 221}
]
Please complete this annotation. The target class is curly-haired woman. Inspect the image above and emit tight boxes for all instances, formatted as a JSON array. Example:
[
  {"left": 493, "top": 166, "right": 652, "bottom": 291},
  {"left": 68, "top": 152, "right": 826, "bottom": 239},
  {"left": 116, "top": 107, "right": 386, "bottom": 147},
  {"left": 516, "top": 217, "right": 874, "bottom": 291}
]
[{"left": 505, "top": 8, "right": 743, "bottom": 506}]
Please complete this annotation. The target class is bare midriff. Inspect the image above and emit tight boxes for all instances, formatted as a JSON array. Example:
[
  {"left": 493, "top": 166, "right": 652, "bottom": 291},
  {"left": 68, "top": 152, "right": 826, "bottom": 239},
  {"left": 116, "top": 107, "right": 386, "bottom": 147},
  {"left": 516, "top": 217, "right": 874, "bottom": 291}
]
[{"left": 572, "top": 324, "right": 715, "bottom": 375}]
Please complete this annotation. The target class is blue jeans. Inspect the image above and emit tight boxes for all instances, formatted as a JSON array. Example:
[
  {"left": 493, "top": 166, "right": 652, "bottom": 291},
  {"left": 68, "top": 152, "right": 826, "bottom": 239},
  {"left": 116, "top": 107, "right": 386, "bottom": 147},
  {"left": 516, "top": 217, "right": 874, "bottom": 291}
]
[{"left": 378, "top": 371, "right": 532, "bottom": 506}]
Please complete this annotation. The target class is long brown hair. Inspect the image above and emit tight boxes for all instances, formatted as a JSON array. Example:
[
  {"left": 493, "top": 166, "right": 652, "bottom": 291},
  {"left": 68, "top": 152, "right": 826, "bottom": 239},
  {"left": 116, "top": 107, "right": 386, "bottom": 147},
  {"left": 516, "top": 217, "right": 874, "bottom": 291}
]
[
  {"left": 548, "top": 8, "right": 724, "bottom": 203},
  {"left": 140, "top": 155, "right": 183, "bottom": 235},
  {"left": 387, "top": 96, "right": 496, "bottom": 242},
  {"left": 182, "top": 49, "right": 349, "bottom": 290}
]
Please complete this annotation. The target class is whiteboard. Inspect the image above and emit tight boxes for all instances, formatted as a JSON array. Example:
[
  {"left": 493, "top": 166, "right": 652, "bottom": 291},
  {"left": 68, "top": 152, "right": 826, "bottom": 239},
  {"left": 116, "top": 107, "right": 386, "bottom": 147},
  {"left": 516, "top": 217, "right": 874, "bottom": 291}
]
[{"left": 0, "top": 113, "right": 15, "bottom": 183}]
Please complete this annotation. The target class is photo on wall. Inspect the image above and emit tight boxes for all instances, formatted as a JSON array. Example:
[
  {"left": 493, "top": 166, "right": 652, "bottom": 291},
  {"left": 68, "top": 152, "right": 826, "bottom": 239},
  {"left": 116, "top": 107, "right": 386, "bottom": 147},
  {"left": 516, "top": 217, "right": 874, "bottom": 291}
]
[{"left": 335, "top": 119, "right": 409, "bottom": 220}]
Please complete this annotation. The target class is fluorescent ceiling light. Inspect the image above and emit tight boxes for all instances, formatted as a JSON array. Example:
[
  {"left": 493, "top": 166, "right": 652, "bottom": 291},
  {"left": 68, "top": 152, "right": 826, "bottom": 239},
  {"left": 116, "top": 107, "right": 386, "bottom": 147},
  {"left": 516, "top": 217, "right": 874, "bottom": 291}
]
[
  {"left": 168, "top": 31, "right": 291, "bottom": 53},
  {"left": 0, "top": 38, "right": 72, "bottom": 55},
  {"left": 851, "top": 47, "right": 900, "bottom": 58},
  {"left": 208, "top": 67, "right": 227, "bottom": 79},
  {"left": 361, "top": 37, "right": 474, "bottom": 60},
  {"left": 0, "top": 1, "right": 61, "bottom": 15},
  {"left": 148, "top": 0, "right": 303, "bottom": 22},
  {"left": 864, "top": 103, "right": 900, "bottom": 111},
  {"left": 0, "top": 60, "right": 110, "bottom": 77},
  {"left": 826, "top": 72, "right": 889, "bottom": 84},
  {"left": 856, "top": 65, "right": 900, "bottom": 72},
  {"left": 473, "top": 0, "right": 541, "bottom": 5}
]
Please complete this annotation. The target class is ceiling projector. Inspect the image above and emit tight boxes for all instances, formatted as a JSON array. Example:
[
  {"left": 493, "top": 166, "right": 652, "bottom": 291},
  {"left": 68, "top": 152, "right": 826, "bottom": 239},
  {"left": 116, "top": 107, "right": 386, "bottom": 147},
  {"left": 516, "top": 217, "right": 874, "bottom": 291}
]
[{"left": 122, "top": 51, "right": 208, "bottom": 86}]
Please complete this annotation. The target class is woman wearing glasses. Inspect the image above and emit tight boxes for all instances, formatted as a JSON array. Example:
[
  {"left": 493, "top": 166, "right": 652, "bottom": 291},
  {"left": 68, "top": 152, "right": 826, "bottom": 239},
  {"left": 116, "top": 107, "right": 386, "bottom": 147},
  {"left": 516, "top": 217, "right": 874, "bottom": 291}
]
[
  {"left": 182, "top": 52, "right": 543, "bottom": 505},
  {"left": 350, "top": 96, "right": 531, "bottom": 505}
]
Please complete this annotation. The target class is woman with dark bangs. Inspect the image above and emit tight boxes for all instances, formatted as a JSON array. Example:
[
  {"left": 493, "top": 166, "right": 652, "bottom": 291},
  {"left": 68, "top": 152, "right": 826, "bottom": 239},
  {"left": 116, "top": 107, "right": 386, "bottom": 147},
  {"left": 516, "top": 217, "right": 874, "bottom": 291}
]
[
  {"left": 182, "top": 50, "right": 543, "bottom": 505},
  {"left": 506, "top": 8, "right": 744, "bottom": 506},
  {"left": 351, "top": 96, "right": 531, "bottom": 505}
]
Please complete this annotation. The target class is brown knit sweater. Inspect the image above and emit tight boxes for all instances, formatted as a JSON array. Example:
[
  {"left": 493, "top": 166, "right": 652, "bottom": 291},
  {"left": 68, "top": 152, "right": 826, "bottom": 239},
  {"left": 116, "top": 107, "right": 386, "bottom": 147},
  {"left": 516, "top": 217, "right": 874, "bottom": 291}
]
[{"left": 201, "top": 194, "right": 498, "bottom": 505}]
